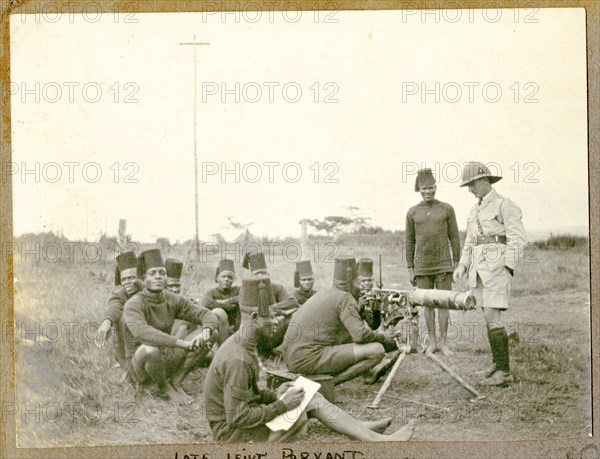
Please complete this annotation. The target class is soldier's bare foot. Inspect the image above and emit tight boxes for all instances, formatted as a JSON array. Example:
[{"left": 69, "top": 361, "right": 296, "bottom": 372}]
[
  {"left": 439, "top": 344, "right": 454, "bottom": 356},
  {"left": 364, "top": 417, "right": 392, "bottom": 433},
  {"left": 425, "top": 343, "right": 438, "bottom": 354},
  {"left": 166, "top": 384, "right": 194, "bottom": 405},
  {"left": 386, "top": 419, "right": 416, "bottom": 441}
]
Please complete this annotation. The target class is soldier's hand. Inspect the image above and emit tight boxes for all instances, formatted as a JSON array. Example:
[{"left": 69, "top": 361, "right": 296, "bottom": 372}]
[
  {"left": 453, "top": 265, "right": 466, "bottom": 283},
  {"left": 408, "top": 268, "right": 416, "bottom": 287},
  {"left": 281, "top": 387, "right": 304, "bottom": 410},
  {"left": 95, "top": 319, "right": 112, "bottom": 348},
  {"left": 276, "top": 382, "right": 294, "bottom": 398}
]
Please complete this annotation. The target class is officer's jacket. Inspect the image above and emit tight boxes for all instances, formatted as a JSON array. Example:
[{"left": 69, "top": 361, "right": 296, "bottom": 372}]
[{"left": 458, "top": 189, "right": 527, "bottom": 286}]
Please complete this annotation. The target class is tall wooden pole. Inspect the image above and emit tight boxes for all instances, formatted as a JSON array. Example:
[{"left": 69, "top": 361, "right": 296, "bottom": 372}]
[{"left": 179, "top": 35, "right": 210, "bottom": 257}]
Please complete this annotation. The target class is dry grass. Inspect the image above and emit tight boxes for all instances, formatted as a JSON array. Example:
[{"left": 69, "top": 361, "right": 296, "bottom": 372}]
[{"left": 11, "top": 237, "right": 591, "bottom": 446}]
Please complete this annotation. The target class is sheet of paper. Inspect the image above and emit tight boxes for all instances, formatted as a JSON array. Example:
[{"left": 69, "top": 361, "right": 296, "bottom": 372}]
[{"left": 266, "top": 376, "right": 321, "bottom": 432}]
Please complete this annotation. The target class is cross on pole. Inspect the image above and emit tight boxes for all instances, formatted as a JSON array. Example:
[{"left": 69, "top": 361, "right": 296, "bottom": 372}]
[{"left": 179, "top": 35, "right": 210, "bottom": 258}]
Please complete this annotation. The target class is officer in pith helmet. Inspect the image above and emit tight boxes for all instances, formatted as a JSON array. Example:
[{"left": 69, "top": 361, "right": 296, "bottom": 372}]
[
  {"left": 282, "top": 257, "right": 399, "bottom": 386},
  {"left": 122, "top": 249, "right": 228, "bottom": 403},
  {"left": 204, "top": 276, "right": 416, "bottom": 442},
  {"left": 165, "top": 258, "right": 184, "bottom": 294},
  {"left": 406, "top": 168, "right": 461, "bottom": 356},
  {"left": 292, "top": 259, "right": 317, "bottom": 305},
  {"left": 199, "top": 259, "right": 242, "bottom": 332},
  {"left": 95, "top": 251, "right": 143, "bottom": 368},
  {"left": 242, "top": 251, "right": 299, "bottom": 354},
  {"left": 453, "top": 161, "right": 528, "bottom": 387}
]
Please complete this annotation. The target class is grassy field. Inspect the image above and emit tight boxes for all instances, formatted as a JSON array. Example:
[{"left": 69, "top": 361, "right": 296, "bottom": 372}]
[{"left": 11, "top": 235, "right": 591, "bottom": 446}]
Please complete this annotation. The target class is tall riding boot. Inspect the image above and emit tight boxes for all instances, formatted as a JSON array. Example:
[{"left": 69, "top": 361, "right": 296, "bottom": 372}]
[{"left": 480, "top": 327, "right": 513, "bottom": 387}]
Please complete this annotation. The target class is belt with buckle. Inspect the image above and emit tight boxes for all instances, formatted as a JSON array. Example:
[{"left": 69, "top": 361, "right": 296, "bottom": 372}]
[{"left": 475, "top": 235, "right": 507, "bottom": 245}]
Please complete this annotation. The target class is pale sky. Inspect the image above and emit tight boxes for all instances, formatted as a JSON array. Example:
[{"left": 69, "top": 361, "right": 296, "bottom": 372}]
[{"left": 10, "top": 8, "right": 588, "bottom": 242}]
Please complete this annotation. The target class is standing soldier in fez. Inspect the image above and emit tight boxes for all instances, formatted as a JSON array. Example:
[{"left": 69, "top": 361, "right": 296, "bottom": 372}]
[
  {"left": 95, "top": 251, "right": 142, "bottom": 368},
  {"left": 453, "top": 162, "right": 527, "bottom": 387},
  {"left": 242, "top": 251, "right": 299, "bottom": 354},
  {"left": 199, "top": 259, "right": 242, "bottom": 333},
  {"left": 282, "top": 258, "right": 399, "bottom": 386},
  {"left": 203, "top": 276, "right": 416, "bottom": 443},
  {"left": 123, "top": 249, "right": 228, "bottom": 403},
  {"left": 292, "top": 259, "right": 317, "bottom": 306},
  {"left": 406, "top": 168, "right": 461, "bottom": 356}
]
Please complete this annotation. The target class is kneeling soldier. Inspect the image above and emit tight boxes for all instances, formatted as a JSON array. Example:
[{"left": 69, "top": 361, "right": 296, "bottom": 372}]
[
  {"left": 203, "top": 276, "right": 416, "bottom": 442},
  {"left": 123, "top": 249, "right": 228, "bottom": 403},
  {"left": 282, "top": 257, "right": 398, "bottom": 386},
  {"left": 292, "top": 259, "right": 317, "bottom": 306}
]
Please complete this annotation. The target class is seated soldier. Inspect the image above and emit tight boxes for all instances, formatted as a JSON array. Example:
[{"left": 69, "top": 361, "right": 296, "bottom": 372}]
[
  {"left": 122, "top": 249, "right": 229, "bottom": 404},
  {"left": 292, "top": 259, "right": 317, "bottom": 306},
  {"left": 241, "top": 251, "right": 299, "bottom": 354},
  {"left": 199, "top": 259, "right": 241, "bottom": 333},
  {"left": 203, "top": 276, "right": 416, "bottom": 442},
  {"left": 282, "top": 257, "right": 398, "bottom": 386},
  {"left": 95, "top": 251, "right": 143, "bottom": 368},
  {"left": 165, "top": 258, "right": 199, "bottom": 340}
]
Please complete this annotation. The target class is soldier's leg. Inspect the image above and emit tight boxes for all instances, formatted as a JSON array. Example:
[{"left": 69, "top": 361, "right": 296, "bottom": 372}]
[
  {"left": 479, "top": 268, "right": 513, "bottom": 386},
  {"left": 435, "top": 272, "right": 454, "bottom": 356},
  {"left": 329, "top": 343, "right": 385, "bottom": 386},
  {"left": 307, "top": 392, "right": 415, "bottom": 441},
  {"left": 170, "top": 311, "right": 228, "bottom": 392},
  {"left": 416, "top": 275, "right": 436, "bottom": 353},
  {"left": 130, "top": 345, "right": 187, "bottom": 402}
]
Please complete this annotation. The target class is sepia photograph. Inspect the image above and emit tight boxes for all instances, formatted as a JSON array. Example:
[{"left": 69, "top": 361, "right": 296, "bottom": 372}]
[{"left": 1, "top": 2, "right": 596, "bottom": 458}]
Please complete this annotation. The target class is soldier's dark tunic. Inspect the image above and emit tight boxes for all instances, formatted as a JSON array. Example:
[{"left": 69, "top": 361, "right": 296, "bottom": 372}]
[
  {"left": 204, "top": 334, "right": 288, "bottom": 442},
  {"left": 405, "top": 199, "right": 461, "bottom": 276},
  {"left": 271, "top": 283, "right": 299, "bottom": 315},
  {"left": 282, "top": 287, "right": 387, "bottom": 374},
  {"left": 199, "top": 286, "right": 241, "bottom": 331},
  {"left": 122, "top": 289, "right": 218, "bottom": 371},
  {"left": 102, "top": 281, "right": 142, "bottom": 367},
  {"left": 292, "top": 287, "right": 316, "bottom": 306}
]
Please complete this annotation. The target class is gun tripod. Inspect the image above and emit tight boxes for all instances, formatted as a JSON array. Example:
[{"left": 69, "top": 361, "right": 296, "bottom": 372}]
[{"left": 367, "top": 327, "right": 485, "bottom": 409}]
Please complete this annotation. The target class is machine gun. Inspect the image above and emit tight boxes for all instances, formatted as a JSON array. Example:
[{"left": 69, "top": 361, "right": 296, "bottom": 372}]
[
  {"left": 362, "top": 256, "right": 483, "bottom": 407},
  {"left": 359, "top": 286, "right": 477, "bottom": 330}
]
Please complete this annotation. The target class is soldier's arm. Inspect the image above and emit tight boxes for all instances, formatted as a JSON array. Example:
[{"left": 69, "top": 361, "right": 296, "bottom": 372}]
[
  {"left": 447, "top": 205, "right": 461, "bottom": 265},
  {"left": 272, "top": 284, "right": 299, "bottom": 315},
  {"left": 222, "top": 359, "right": 289, "bottom": 429},
  {"left": 177, "top": 297, "right": 219, "bottom": 334},
  {"left": 458, "top": 211, "right": 476, "bottom": 269},
  {"left": 405, "top": 209, "right": 416, "bottom": 268},
  {"left": 123, "top": 299, "right": 178, "bottom": 347},
  {"left": 103, "top": 287, "right": 127, "bottom": 325},
  {"left": 501, "top": 199, "right": 528, "bottom": 270},
  {"left": 338, "top": 295, "right": 386, "bottom": 345}
]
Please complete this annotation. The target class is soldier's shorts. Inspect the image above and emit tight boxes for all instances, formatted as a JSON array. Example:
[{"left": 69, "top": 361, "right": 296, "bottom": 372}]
[
  {"left": 289, "top": 343, "right": 357, "bottom": 375},
  {"left": 473, "top": 266, "right": 512, "bottom": 310},
  {"left": 125, "top": 347, "right": 183, "bottom": 384},
  {"left": 414, "top": 272, "right": 452, "bottom": 290}
]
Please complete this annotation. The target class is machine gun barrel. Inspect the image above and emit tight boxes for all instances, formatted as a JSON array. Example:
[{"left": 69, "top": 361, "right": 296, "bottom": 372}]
[{"left": 408, "top": 288, "right": 476, "bottom": 311}]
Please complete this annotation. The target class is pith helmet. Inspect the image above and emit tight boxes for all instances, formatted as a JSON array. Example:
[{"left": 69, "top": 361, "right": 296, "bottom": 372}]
[
  {"left": 115, "top": 251, "right": 137, "bottom": 286},
  {"left": 240, "top": 276, "right": 275, "bottom": 317},
  {"left": 460, "top": 161, "right": 503, "bottom": 187},
  {"left": 414, "top": 168, "right": 436, "bottom": 192}
]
